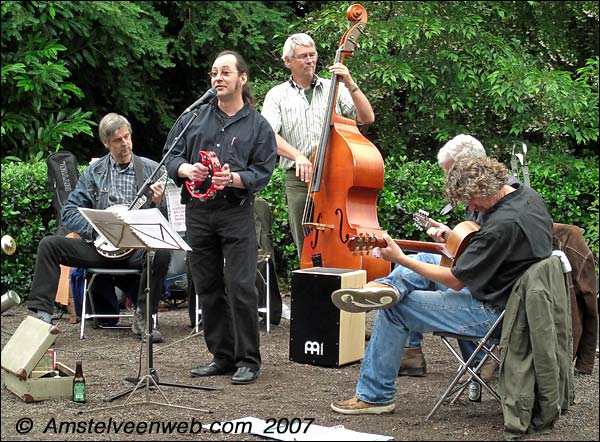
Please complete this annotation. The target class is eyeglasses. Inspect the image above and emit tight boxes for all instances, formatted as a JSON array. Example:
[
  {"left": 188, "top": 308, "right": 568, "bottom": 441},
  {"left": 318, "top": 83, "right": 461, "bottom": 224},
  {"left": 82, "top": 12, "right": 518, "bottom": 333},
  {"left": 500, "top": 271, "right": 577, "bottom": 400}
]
[
  {"left": 208, "top": 70, "right": 238, "bottom": 79},
  {"left": 292, "top": 53, "right": 318, "bottom": 62}
]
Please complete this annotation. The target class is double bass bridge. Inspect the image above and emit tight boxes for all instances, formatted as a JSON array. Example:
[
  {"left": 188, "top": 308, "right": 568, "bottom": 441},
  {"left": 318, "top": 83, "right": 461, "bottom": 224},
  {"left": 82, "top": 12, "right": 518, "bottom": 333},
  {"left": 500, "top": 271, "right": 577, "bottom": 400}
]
[{"left": 302, "top": 222, "right": 334, "bottom": 231}]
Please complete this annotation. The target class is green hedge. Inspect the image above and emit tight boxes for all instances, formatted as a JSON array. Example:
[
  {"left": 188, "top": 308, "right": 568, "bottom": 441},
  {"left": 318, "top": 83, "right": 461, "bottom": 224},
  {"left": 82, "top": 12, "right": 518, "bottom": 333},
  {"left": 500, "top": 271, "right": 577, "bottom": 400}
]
[
  {"left": 2, "top": 153, "right": 598, "bottom": 298},
  {"left": 1, "top": 161, "right": 56, "bottom": 296},
  {"left": 378, "top": 151, "right": 599, "bottom": 252}
]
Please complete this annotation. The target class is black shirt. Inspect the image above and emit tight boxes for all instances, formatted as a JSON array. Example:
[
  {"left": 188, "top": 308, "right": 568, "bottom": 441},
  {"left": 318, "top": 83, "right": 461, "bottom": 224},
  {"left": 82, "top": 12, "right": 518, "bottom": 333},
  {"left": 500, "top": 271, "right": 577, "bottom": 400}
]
[
  {"left": 163, "top": 100, "right": 277, "bottom": 203},
  {"left": 465, "top": 175, "right": 521, "bottom": 224},
  {"left": 452, "top": 185, "right": 553, "bottom": 310}
]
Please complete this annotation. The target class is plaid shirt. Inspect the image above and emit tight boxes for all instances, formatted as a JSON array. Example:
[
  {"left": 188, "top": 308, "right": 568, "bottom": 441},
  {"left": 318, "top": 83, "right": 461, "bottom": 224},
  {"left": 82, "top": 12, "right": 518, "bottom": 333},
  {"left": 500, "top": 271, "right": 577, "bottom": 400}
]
[
  {"left": 106, "top": 155, "right": 137, "bottom": 208},
  {"left": 61, "top": 154, "right": 162, "bottom": 241}
]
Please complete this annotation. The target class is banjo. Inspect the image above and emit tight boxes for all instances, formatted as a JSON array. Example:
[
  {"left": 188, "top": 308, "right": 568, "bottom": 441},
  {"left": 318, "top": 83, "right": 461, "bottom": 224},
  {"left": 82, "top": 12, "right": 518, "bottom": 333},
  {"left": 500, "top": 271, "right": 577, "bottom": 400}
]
[{"left": 94, "top": 170, "right": 168, "bottom": 259}]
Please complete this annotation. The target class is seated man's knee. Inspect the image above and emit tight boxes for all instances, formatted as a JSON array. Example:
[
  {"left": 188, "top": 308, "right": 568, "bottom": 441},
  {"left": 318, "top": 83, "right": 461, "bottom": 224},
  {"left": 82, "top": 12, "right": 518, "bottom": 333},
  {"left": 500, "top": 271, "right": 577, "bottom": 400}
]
[{"left": 38, "top": 234, "right": 60, "bottom": 252}]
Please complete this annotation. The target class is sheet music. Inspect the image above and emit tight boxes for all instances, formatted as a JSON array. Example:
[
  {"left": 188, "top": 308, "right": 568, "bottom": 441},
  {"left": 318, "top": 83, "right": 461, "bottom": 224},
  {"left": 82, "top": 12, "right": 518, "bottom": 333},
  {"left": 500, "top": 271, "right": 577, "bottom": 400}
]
[
  {"left": 165, "top": 182, "right": 186, "bottom": 232},
  {"left": 79, "top": 207, "right": 131, "bottom": 247},
  {"left": 79, "top": 207, "right": 191, "bottom": 251}
]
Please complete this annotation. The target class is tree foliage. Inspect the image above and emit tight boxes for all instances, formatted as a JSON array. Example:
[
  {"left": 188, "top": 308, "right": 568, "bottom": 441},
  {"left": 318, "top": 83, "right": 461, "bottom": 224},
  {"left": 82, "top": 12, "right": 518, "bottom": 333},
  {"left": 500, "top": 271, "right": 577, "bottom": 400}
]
[
  {"left": 1, "top": 1, "right": 174, "bottom": 160},
  {"left": 303, "top": 1, "right": 598, "bottom": 160},
  {"left": 1, "top": 2, "right": 95, "bottom": 160},
  {"left": 2, "top": 1, "right": 597, "bottom": 163}
]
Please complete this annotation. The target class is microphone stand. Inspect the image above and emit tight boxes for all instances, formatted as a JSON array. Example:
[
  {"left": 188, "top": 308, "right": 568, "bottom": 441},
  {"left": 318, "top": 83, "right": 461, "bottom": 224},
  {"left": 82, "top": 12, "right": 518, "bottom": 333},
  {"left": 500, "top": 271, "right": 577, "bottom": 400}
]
[
  {"left": 135, "top": 110, "right": 206, "bottom": 351},
  {"left": 128, "top": 111, "right": 201, "bottom": 210}
]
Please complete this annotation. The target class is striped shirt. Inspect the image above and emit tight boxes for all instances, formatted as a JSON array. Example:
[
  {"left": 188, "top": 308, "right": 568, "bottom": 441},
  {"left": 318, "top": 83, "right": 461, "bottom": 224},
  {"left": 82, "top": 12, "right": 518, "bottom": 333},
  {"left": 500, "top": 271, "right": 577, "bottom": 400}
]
[{"left": 261, "top": 76, "right": 356, "bottom": 171}]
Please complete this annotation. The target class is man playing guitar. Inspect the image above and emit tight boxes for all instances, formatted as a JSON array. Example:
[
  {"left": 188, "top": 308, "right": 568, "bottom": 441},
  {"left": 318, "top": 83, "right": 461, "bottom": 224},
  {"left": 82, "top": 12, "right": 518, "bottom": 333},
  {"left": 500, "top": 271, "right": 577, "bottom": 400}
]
[
  {"left": 330, "top": 156, "right": 553, "bottom": 415},
  {"left": 347, "top": 135, "right": 519, "bottom": 389}
]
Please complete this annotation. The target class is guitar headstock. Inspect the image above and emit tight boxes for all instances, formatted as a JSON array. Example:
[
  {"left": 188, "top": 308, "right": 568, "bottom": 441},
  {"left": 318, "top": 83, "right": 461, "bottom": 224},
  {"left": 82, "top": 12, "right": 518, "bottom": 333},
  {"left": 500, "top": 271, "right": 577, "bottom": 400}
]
[
  {"left": 412, "top": 209, "right": 430, "bottom": 231},
  {"left": 155, "top": 170, "right": 169, "bottom": 188},
  {"left": 348, "top": 233, "right": 385, "bottom": 255},
  {"left": 396, "top": 204, "right": 430, "bottom": 231}
]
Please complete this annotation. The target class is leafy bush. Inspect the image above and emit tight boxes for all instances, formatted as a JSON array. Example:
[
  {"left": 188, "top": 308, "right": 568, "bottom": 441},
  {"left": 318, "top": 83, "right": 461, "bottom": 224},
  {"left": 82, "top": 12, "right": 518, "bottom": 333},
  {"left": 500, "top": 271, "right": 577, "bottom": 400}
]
[
  {"left": 1, "top": 161, "right": 55, "bottom": 295},
  {"left": 2, "top": 153, "right": 597, "bottom": 297},
  {"left": 1, "top": 2, "right": 96, "bottom": 161},
  {"left": 257, "top": 167, "right": 298, "bottom": 284},
  {"left": 529, "top": 150, "right": 599, "bottom": 252}
]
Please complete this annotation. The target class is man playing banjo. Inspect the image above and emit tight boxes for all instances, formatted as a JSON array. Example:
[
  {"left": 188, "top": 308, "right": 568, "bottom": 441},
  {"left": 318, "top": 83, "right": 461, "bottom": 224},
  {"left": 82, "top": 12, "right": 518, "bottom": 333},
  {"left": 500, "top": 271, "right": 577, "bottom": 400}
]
[{"left": 27, "top": 113, "right": 170, "bottom": 343}]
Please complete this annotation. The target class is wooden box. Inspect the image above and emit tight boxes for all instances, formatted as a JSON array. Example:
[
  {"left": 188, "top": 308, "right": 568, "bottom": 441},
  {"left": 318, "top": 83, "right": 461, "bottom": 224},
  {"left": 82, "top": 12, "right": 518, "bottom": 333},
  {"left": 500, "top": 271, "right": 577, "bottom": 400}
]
[
  {"left": 289, "top": 267, "right": 366, "bottom": 367},
  {"left": 1, "top": 316, "right": 74, "bottom": 402}
]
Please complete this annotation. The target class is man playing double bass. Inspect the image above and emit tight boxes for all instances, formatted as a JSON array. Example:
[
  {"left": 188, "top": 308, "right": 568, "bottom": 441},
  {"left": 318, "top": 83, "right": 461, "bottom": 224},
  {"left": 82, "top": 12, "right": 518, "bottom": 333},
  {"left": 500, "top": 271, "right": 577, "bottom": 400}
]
[{"left": 261, "top": 32, "right": 375, "bottom": 259}]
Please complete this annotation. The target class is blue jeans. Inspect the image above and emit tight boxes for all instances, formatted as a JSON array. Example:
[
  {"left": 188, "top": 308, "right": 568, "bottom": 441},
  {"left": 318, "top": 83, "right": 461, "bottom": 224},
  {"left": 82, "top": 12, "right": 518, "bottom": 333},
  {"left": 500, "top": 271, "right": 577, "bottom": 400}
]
[
  {"left": 395, "top": 255, "right": 490, "bottom": 364},
  {"left": 355, "top": 253, "right": 500, "bottom": 404},
  {"left": 406, "top": 331, "right": 486, "bottom": 366}
]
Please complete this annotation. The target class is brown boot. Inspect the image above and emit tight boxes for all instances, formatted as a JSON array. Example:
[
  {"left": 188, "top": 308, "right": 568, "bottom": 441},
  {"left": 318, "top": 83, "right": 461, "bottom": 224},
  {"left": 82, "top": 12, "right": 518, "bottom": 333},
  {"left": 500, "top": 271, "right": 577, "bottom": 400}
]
[
  {"left": 480, "top": 349, "right": 499, "bottom": 382},
  {"left": 398, "top": 346, "right": 427, "bottom": 377}
]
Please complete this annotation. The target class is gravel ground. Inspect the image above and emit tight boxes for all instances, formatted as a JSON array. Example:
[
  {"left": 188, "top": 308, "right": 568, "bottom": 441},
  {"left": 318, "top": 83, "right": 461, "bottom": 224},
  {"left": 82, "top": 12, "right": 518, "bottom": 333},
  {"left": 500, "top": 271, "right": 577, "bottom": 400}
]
[{"left": 1, "top": 298, "right": 598, "bottom": 441}]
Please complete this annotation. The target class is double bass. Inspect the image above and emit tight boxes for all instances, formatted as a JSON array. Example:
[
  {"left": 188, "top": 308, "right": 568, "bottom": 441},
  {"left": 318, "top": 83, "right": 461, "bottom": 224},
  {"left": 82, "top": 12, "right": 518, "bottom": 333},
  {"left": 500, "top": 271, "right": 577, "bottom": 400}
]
[{"left": 300, "top": 4, "right": 390, "bottom": 281}]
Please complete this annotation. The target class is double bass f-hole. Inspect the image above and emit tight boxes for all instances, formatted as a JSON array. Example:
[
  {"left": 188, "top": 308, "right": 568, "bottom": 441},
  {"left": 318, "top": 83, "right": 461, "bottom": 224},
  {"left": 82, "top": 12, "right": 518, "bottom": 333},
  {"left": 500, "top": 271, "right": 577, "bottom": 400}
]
[
  {"left": 307, "top": 209, "right": 349, "bottom": 249},
  {"left": 335, "top": 208, "right": 350, "bottom": 244},
  {"left": 309, "top": 213, "right": 322, "bottom": 249}
]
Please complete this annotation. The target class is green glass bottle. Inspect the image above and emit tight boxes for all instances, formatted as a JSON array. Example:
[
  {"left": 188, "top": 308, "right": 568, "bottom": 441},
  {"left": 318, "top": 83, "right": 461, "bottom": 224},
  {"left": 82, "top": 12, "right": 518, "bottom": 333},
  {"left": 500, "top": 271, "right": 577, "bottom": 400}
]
[{"left": 73, "top": 361, "right": 86, "bottom": 403}]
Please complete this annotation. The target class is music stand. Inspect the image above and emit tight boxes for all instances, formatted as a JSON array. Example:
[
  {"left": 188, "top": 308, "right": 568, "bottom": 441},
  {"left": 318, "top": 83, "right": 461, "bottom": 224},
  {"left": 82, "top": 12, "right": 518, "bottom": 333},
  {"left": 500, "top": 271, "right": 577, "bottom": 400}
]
[{"left": 78, "top": 207, "right": 220, "bottom": 412}]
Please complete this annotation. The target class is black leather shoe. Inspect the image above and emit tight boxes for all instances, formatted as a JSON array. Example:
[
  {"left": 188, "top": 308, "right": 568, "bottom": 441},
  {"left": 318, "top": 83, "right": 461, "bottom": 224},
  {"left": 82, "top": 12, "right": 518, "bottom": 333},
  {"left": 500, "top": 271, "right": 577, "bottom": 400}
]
[
  {"left": 231, "top": 367, "right": 259, "bottom": 385},
  {"left": 190, "top": 362, "right": 235, "bottom": 377}
]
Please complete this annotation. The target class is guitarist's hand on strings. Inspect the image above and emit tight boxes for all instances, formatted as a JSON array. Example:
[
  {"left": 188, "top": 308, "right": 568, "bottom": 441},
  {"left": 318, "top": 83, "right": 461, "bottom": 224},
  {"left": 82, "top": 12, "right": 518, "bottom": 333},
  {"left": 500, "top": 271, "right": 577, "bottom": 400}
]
[
  {"left": 150, "top": 181, "right": 165, "bottom": 205},
  {"left": 375, "top": 233, "right": 406, "bottom": 263},
  {"left": 425, "top": 218, "right": 451, "bottom": 243},
  {"left": 376, "top": 233, "right": 464, "bottom": 291}
]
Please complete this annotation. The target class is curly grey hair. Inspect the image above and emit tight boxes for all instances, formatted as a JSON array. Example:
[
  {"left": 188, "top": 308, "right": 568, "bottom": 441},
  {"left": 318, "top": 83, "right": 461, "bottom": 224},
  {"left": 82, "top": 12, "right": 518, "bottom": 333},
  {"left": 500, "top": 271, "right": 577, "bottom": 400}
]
[{"left": 445, "top": 157, "right": 508, "bottom": 206}]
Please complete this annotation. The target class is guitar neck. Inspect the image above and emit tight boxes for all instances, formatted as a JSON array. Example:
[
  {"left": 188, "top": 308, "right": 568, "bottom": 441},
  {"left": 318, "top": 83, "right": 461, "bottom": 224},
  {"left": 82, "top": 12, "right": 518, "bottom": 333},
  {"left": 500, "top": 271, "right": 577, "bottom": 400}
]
[
  {"left": 393, "top": 239, "right": 451, "bottom": 257},
  {"left": 350, "top": 236, "right": 452, "bottom": 259}
]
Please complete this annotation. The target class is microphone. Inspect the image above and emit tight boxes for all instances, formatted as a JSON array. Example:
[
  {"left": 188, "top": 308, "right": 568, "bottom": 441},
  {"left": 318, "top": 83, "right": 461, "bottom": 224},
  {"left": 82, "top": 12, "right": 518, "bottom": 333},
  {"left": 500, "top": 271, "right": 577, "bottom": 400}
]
[{"left": 184, "top": 88, "right": 217, "bottom": 112}]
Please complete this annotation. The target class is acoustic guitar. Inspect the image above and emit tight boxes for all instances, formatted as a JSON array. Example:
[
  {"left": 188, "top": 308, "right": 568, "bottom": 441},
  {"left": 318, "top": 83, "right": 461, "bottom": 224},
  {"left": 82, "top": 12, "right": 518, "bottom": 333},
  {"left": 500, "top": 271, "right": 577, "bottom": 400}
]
[{"left": 348, "top": 220, "right": 480, "bottom": 268}]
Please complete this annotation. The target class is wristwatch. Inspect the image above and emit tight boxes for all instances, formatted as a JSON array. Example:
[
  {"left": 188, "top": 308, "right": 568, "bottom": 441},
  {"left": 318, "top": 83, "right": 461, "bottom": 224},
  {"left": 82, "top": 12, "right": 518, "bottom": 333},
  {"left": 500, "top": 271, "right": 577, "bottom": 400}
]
[{"left": 227, "top": 174, "right": 234, "bottom": 187}]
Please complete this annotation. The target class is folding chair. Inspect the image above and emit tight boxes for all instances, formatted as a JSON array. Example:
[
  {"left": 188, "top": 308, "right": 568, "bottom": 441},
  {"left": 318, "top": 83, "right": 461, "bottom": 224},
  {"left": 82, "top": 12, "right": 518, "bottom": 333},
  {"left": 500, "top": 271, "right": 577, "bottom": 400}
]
[
  {"left": 186, "top": 255, "right": 277, "bottom": 334},
  {"left": 79, "top": 267, "right": 142, "bottom": 340},
  {"left": 426, "top": 253, "right": 571, "bottom": 421},
  {"left": 426, "top": 312, "right": 504, "bottom": 420},
  {"left": 257, "top": 254, "right": 272, "bottom": 334}
]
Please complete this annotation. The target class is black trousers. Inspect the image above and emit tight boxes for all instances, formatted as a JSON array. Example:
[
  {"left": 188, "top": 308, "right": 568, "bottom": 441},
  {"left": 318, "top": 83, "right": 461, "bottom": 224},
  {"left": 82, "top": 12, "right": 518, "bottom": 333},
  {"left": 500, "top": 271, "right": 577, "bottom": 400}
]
[
  {"left": 27, "top": 235, "right": 170, "bottom": 316},
  {"left": 186, "top": 196, "right": 261, "bottom": 371}
]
